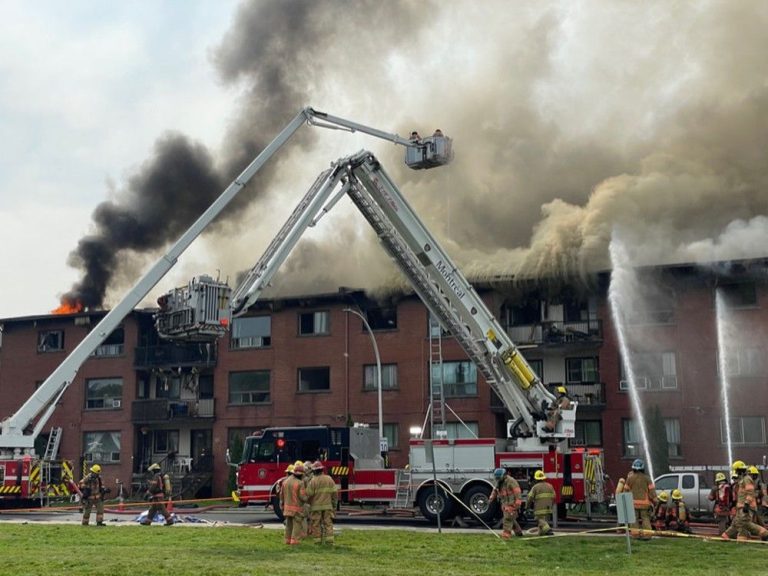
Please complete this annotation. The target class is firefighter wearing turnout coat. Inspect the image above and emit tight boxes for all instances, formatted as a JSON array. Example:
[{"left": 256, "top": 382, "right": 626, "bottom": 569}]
[
  {"left": 306, "top": 461, "right": 338, "bottom": 544},
  {"left": 721, "top": 460, "right": 768, "bottom": 541},
  {"left": 79, "top": 464, "right": 108, "bottom": 526},
  {"left": 622, "top": 459, "right": 656, "bottom": 539},
  {"left": 141, "top": 463, "right": 173, "bottom": 526},
  {"left": 489, "top": 467, "right": 523, "bottom": 539},
  {"left": 280, "top": 462, "right": 308, "bottom": 545},
  {"left": 708, "top": 472, "right": 732, "bottom": 534},
  {"left": 526, "top": 470, "right": 555, "bottom": 536}
]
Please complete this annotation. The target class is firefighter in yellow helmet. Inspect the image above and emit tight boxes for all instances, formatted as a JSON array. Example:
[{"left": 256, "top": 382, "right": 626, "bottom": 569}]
[
  {"left": 526, "top": 469, "right": 555, "bottom": 536},
  {"left": 652, "top": 490, "right": 669, "bottom": 531},
  {"left": 543, "top": 386, "right": 573, "bottom": 433},
  {"left": 306, "top": 460, "right": 338, "bottom": 544},
  {"left": 708, "top": 472, "right": 732, "bottom": 533},
  {"left": 721, "top": 460, "right": 768, "bottom": 541},
  {"left": 748, "top": 465, "right": 766, "bottom": 526},
  {"left": 621, "top": 458, "right": 657, "bottom": 539},
  {"left": 281, "top": 462, "right": 308, "bottom": 545},
  {"left": 79, "top": 464, "right": 109, "bottom": 526},
  {"left": 667, "top": 489, "right": 691, "bottom": 534},
  {"left": 141, "top": 463, "right": 173, "bottom": 526},
  {"left": 489, "top": 467, "right": 523, "bottom": 538}
]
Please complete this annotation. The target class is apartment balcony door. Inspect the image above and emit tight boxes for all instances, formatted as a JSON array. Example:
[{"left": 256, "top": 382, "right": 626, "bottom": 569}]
[{"left": 191, "top": 429, "right": 212, "bottom": 472}]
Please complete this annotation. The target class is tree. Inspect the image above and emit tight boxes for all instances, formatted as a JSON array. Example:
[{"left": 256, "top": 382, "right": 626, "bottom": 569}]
[{"left": 647, "top": 404, "right": 669, "bottom": 477}]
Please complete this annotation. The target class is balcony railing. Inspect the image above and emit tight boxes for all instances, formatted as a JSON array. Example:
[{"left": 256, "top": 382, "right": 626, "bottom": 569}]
[
  {"left": 131, "top": 398, "right": 215, "bottom": 423},
  {"left": 505, "top": 320, "right": 602, "bottom": 345},
  {"left": 134, "top": 343, "right": 217, "bottom": 369}
]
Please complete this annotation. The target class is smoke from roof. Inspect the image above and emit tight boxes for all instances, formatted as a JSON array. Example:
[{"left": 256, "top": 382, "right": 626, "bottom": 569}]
[{"left": 61, "top": 1, "right": 768, "bottom": 309}]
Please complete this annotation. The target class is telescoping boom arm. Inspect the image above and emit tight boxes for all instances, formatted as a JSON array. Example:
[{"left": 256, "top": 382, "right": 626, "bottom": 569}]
[
  {"left": 160, "top": 151, "right": 573, "bottom": 441},
  {"left": 0, "top": 108, "right": 451, "bottom": 455}
]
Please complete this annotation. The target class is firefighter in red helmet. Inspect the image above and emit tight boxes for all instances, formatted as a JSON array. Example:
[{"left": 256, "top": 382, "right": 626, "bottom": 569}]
[{"left": 306, "top": 460, "right": 338, "bottom": 544}]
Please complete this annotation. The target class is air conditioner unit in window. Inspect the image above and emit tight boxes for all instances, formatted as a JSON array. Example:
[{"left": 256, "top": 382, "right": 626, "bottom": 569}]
[{"left": 112, "top": 399, "right": 122, "bottom": 408}]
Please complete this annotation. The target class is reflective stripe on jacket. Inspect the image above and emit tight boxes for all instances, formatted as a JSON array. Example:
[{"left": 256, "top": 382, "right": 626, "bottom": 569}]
[
  {"left": 281, "top": 475, "right": 307, "bottom": 516},
  {"left": 306, "top": 474, "right": 338, "bottom": 511},
  {"left": 625, "top": 471, "right": 656, "bottom": 509},
  {"left": 527, "top": 481, "right": 555, "bottom": 516}
]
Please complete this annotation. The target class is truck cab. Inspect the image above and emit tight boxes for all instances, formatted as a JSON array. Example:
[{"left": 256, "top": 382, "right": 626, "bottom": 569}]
[{"left": 654, "top": 472, "right": 713, "bottom": 518}]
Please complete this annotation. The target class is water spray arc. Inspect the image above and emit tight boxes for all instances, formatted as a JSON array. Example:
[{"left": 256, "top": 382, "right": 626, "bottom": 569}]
[
  {"left": 608, "top": 238, "right": 655, "bottom": 480},
  {"left": 714, "top": 289, "right": 734, "bottom": 466}
]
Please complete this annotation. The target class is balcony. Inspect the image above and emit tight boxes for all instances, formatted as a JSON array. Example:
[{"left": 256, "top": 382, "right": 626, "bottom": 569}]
[
  {"left": 131, "top": 398, "right": 215, "bottom": 424},
  {"left": 505, "top": 320, "right": 602, "bottom": 346},
  {"left": 134, "top": 343, "right": 217, "bottom": 370}
]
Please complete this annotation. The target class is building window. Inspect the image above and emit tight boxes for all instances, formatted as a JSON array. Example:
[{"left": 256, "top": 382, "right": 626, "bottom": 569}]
[
  {"left": 83, "top": 431, "right": 121, "bottom": 463},
  {"left": 156, "top": 375, "right": 181, "bottom": 399},
  {"left": 720, "top": 347, "right": 765, "bottom": 377},
  {"left": 626, "top": 281, "right": 675, "bottom": 324},
  {"left": 527, "top": 359, "right": 543, "bottom": 381},
  {"left": 299, "top": 311, "right": 329, "bottom": 336},
  {"left": 428, "top": 314, "right": 451, "bottom": 337},
  {"left": 620, "top": 351, "right": 677, "bottom": 390},
  {"left": 573, "top": 421, "right": 602, "bottom": 447},
  {"left": 229, "top": 371, "right": 270, "bottom": 404},
  {"left": 37, "top": 330, "right": 64, "bottom": 352},
  {"left": 298, "top": 367, "right": 330, "bottom": 392},
  {"left": 431, "top": 360, "right": 477, "bottom": 397},
  {"left": 444, "top": 421, "right": 479, "bottom": 439},
  {"left": 154, "top": 430, "right": 179, "bottom": 454},
  {"left": 566, "top": 357, "right": 598, "bottom": 384},
  {"left": 363, "top": 364, "right": 398, "bottom": 390},
  {"left": 365, "top": 306, "right": 398, "bottom": 330},
  {"left": 85, "top": 378, "right": 123, "bottom": 410},
  {"left": 722, "top": 417, "right": 766, "bottom": 445},
  {"left": 375, "top": 423, "right": 399, "bottom": 449},
  {"left": 231, "top": 316, "right": 271, "bottom": 349},
  {"left": 624, "top": 418, "right": 681, "bottom": 457},
  {"left": 719, "top": 282, "right": 758, "bottom": 309},
  {"left": 92, "top": 327, "right": 124, "bottom": 357}
]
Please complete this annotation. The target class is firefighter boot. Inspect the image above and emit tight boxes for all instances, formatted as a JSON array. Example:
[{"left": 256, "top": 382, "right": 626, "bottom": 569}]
[{"left": 501, "top": 530, "right": 512, "bottom": 540}]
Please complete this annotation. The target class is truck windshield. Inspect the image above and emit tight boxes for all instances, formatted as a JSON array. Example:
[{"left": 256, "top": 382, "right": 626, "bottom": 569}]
[{"left": 241, "top": 437, "right": 276, "bottom": 463}]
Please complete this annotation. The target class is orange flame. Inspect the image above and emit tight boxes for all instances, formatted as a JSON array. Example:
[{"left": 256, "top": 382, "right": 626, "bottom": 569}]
[{"left": 52, "top": 298, "right": 84, "bottom": 315}]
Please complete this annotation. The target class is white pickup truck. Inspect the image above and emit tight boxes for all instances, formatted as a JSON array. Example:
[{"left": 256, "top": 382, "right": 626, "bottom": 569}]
[{"left": 654, "top": 472, "right": 714, "bottom": 518}]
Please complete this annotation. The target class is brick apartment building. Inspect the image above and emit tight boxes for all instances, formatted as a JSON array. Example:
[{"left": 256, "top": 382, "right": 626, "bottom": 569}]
[{"left": 1, "top": 260, "right": 766, "bottom": 500}]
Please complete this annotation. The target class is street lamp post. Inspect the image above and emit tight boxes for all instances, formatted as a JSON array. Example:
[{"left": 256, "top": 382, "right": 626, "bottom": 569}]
[{"left": 344, "top": 308, "right": 385, "bottom": 457}]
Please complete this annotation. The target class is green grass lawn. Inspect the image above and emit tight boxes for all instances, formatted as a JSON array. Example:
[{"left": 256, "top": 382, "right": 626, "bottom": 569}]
[{"left": 0, "top": 524, "right": 766, "bottom": 576}]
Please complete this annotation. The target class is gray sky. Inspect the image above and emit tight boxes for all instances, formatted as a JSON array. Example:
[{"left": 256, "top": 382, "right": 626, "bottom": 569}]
[{"left": 3, "top": 0, "right": 768, "bottom": 319}]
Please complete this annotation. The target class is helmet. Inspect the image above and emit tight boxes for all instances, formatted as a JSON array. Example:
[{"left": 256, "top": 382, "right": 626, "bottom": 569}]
[
  {"left": 148, "top": 463, "right": 161, "bottom": 472},
  {"left": 631, "top": 459, "right": 645, "bottom": 471},
  {"left": 493, "top": 468, "right": 505, "bottom": 479},
  {"left": 748, "top": 466, "right": 759, "bottom": 475},
  {"left": 715, "top": 472, "right": 726, "bottom": 483},
  {"left": 671, "top": 489, "right": 682, "bottom": 500},
  {"left": 294, "top": 460, "right": 304, "bottom": 469},
  {"left": 312, "top": 460, "right": 324, "bottom": 472},
  {"left": 285, "top": 464, "right": 294, "bottom": 475},
  {"left": 658, "top": 490, "right": 669, "bottom": 502},
  {"left": 732, "top": 460, "right": 747, "bottom": 472},
  {"left": 90, "top": 464, "right": 102, "bottom": 474},
  {"left": 293, "top": 463, "right": 305, "bottom": 475},
  {"left": 534, "top": 470, "right": 546, "bottom": 481},
  {"left": 556, "top": 386, "right": 567, "bottom": 395}
]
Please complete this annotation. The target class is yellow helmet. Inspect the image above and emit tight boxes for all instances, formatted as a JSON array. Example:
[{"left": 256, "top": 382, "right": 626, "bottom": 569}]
[
  {"left": 556, "top": 386, "right": 567, "bottom": 395},
  {"left": 671, "top": 489, "right": 683, "bottom": 500},
  {"left": 90, "top": 464, "right": 102, "bottom": 474},
  {"left": 534, "top": 470, "right": 546, "bottom": 481},
  {"left": 657, "top": 490, "right": 669, "bottom": 502},
  {"left": 285, "top": 464, "right": 294, "bottom": 475},
  {"left": 748, "top": 466, "right": 759, "bottom": 475},
  {"left": 715, "top": 472, "right": 726, "bottom": 483},
  {"left": 294, "top": 460, "right": 303, "bottom": 468},
  {"left": 732, "top": 460, "right": 747, "bottom": 472}
]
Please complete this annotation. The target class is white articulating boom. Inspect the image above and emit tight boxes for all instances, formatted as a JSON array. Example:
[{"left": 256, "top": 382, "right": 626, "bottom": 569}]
[{"left": 0, "top": 107, "right": 451, "bottom": 457}]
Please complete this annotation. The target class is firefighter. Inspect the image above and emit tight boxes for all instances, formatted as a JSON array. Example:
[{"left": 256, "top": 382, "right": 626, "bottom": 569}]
[
  {"left": 721, "top": 460, "right": 768, "bottom": 541},
  {"left": 748, "top": 465, "right": 765, "bottom": 526},
  {"left": 652, "top": 490, "right": 669, "bottom": 531},
  {"left": 489, "top": 467, "right": 523, "bottom": 539},
  {"left": 526, "top": 469, "right": 555, "bottom": 536},
  {"left": 306, "top": 461, "right": 338, "bottom": 544},
  {"left": 667, "top": 489, "right": 691, "bottom": 534},
  {"left": 281, "top": 462, "right": 308, "bottom": 545},
  {"left": 543, "top": 386, "right": 573, "bottom": 433},
  {"left": 708, "top": 472, "right": 732, "bottom": 534},
  {"left": 141, "top": 463, "right": 173, "bottom": 526},
  {"left": 79, "top": 464, "right": 108, "bottom": 526},
  {"left": 622, "top": 458, "right": 656, "bottom": 539}
]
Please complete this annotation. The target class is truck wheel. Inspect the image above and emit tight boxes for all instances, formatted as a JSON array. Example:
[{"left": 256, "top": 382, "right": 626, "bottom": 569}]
[
  {"left": 462, "top": 485, "right": 498, "bottom": 523},
  {"left": 271, "top": 494, "right": 284, "bottom": 521},
  {"left": 418, "top": 486, "right": 455, "bottom": 524}
]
